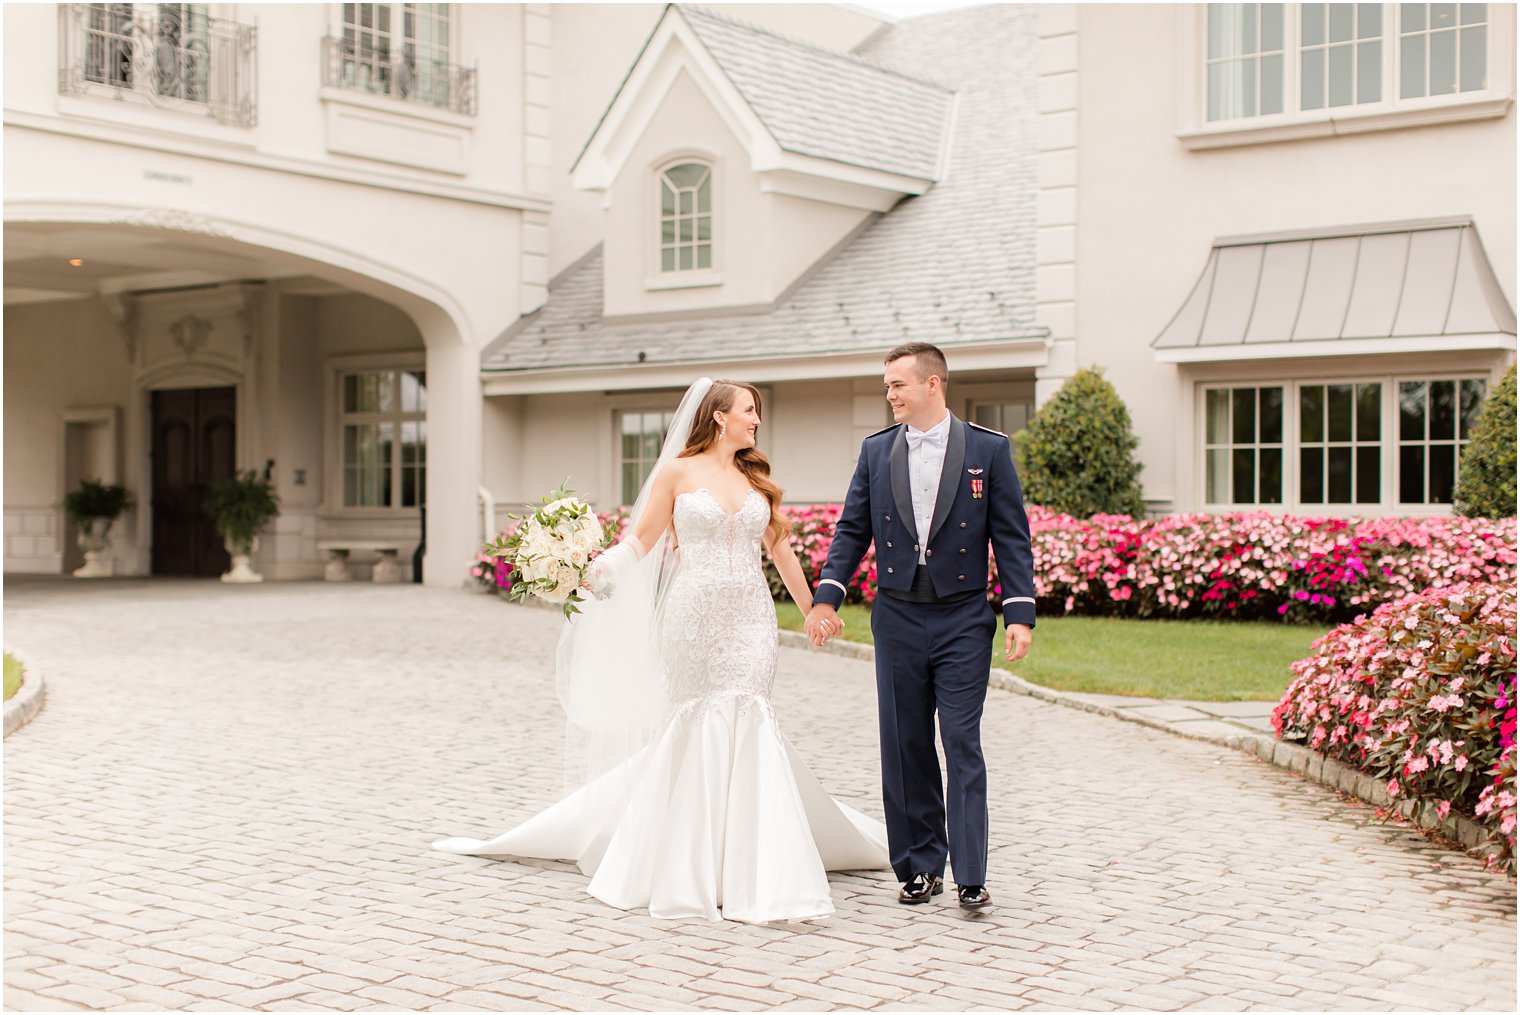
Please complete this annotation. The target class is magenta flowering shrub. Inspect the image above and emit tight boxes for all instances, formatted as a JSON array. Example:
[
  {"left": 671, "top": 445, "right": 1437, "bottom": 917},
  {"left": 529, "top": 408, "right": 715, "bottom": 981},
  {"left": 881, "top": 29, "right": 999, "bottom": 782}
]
[
  {"left": 1272, "top": 583, "right": 1517, "bottom": 868},
  {"left": 1018, "top": 509, "right": 1514, "bottom": 623},
  {"left": 476, "top": 504, "right": 1514, "bottom": 623}
]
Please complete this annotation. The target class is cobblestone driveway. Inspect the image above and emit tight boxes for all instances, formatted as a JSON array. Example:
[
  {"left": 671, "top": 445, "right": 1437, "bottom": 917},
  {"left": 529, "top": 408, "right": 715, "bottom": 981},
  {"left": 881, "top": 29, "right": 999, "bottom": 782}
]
[{"left": 4, "top": 579, "right": 1514, "bottom": 1011}]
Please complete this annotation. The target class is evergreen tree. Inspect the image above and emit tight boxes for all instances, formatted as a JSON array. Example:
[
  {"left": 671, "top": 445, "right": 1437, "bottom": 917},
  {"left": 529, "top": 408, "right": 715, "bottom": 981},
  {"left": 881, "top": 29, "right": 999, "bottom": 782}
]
[
  {"left": 1455, "top": 364, "right": 1517, "bottom": 519},
  {"left": 1014, "top": 367, "right": 1145, "bottom": 518}
]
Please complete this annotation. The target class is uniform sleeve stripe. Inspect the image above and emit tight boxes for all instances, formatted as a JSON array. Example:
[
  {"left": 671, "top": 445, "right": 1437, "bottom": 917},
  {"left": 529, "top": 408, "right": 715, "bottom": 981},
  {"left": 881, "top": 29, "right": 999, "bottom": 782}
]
[
  {"left": 1002, "top": 596, "right": 1035, "bottom": 605},
  {"left": 819, "top": 579, "right": 848, "bottom": 594}
]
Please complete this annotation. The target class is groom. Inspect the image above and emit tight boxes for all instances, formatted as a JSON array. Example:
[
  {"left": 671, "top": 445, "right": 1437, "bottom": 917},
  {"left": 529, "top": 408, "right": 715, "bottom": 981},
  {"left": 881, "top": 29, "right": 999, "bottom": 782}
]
[{"left": 805, "top": 342, "right": 1035, "bottom": 910}]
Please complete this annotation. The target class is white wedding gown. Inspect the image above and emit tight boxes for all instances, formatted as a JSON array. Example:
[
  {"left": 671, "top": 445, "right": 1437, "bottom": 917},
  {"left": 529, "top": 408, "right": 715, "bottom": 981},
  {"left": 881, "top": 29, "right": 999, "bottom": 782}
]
[{"left": 435, "top": 488, "right": 889, "bottom": 922}]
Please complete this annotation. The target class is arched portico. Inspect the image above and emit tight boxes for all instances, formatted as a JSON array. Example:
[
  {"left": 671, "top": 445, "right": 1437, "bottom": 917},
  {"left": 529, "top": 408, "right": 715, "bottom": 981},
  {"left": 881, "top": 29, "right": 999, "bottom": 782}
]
[{"left": 4, "top": 201, "right": 498, "bottom": 587}]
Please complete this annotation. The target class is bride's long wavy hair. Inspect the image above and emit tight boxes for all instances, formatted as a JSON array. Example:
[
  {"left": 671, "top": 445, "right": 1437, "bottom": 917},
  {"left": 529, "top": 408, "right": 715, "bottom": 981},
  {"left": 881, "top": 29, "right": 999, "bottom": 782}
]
[{"left": 678, "top": 380, "right": 789, "bottom": 545}]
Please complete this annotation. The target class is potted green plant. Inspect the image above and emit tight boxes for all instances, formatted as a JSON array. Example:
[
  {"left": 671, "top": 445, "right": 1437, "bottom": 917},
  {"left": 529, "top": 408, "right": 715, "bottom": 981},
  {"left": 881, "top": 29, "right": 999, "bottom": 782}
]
[
  {"left": 61, "top": 479, "right": 133, "bottom": 578},
  {"left": 205, "top": 470, "right": 280, "bottom": 583}
]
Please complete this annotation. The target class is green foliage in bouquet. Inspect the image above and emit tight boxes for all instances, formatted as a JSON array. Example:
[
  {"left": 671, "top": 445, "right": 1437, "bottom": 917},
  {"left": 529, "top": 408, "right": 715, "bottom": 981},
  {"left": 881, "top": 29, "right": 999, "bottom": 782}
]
[
  {"left": 1455, "top": 365, "right": 1517, "bottom": 520},
  {"left": 485, "top": 482, "right": 606, "bottom": 618},
  {"left": 1014, "top": 367, "right": 1145, "bottom": 519},
  {"left": 62, "top": 479, "right": 134, "bottom": 523},
  {"left": 204, "top": 470, "right": 281, "bottom": 550}
]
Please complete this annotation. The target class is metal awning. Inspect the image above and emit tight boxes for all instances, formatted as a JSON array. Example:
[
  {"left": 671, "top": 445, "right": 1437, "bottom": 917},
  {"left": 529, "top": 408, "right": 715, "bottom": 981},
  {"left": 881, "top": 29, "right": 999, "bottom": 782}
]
[{"left": 1153, "top": 217, "right": 1516, "bottom": 363}]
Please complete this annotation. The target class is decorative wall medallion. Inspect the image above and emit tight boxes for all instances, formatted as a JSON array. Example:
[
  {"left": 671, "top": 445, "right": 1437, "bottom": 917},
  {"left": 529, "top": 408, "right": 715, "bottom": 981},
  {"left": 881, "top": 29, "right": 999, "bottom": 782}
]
[
  {"left": 169, "top": 315, "right": 213, "bottom": 359},
  {"left": 112, "top": 208, "right": 231, "bottom": 239}
]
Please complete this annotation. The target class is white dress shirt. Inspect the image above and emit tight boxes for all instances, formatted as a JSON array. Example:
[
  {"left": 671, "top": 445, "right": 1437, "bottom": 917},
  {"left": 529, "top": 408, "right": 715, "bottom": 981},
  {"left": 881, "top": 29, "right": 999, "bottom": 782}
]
[{"left": 905, "top": 412, "right": 951, "bottom": 565}]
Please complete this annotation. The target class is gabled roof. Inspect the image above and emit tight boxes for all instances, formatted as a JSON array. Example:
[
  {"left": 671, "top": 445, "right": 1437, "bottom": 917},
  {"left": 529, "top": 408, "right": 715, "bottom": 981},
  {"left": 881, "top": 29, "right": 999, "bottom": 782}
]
[
  {"left": 571, "top": 4, "right": 955, "bottom": 193},
  {"left": 486, "top": 5, "right": 1043, "bottom": 378},
  {"left": 677, "top": 5, "right": 953, "bottom": 181},
  {"left": 1154, "top": 217, "right": 1518, "bottom": 362}
]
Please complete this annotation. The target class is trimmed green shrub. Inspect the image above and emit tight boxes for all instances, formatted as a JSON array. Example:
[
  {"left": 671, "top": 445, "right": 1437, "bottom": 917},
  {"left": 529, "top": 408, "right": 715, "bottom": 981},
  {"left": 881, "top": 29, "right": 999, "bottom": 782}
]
[
  {"left": 1014, "top": 367, "right": 1145, "bottom": 518},
  {"left": 1456, "top": 365, "right": 1517, "bottom": 519}
]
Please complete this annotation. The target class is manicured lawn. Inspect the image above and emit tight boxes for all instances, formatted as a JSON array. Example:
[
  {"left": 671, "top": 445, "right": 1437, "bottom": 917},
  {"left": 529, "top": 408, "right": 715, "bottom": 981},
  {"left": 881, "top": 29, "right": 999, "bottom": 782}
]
[
  {"left": 775, "top": 603, "right": 1331, "bottom": 702},
  {"left": 4, "top": 652, "right": 22, "bottom": 702}
]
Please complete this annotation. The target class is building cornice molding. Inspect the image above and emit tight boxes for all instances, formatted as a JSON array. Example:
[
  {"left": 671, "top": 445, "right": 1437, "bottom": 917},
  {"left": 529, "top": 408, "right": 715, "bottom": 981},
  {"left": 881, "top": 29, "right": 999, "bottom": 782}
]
[
  {"left": 2, "top": 109, "right": 552, "bottom": 214},
  {"left": 480, "top": 337, "right": 1050, "bottom": 395}
]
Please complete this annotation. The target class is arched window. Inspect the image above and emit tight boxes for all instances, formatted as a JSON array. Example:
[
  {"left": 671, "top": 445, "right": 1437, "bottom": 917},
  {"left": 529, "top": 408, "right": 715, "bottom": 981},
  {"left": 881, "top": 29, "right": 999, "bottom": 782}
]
[{"left": 658, "top": 162, "right": 712, "bottom": 272}]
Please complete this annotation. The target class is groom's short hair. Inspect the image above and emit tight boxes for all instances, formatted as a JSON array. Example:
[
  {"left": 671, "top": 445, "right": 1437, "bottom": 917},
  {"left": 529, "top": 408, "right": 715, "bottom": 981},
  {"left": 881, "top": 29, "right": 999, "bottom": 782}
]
[{"left": 885, "top": 342, "right": 949, "bottom": 386}]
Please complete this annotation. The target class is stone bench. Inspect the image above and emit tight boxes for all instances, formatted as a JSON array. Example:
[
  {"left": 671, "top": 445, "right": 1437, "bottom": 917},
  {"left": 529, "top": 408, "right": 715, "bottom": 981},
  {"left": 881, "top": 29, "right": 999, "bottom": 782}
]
[{"left": 317, "top": 540, "right": 403, "bottom": 583}]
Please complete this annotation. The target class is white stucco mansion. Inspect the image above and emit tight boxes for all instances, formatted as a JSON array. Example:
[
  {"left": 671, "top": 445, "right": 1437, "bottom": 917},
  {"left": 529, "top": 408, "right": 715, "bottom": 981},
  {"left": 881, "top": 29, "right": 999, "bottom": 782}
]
[{"left": 5, "top": 3, "right": 1515, "bottom": 584}]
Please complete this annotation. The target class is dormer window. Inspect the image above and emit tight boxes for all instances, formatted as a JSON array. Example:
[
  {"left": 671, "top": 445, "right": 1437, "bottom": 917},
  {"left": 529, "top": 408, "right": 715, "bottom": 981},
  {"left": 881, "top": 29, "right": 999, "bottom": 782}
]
[{"left": 659, "top": 162, "right": 712, "bottom": 272}]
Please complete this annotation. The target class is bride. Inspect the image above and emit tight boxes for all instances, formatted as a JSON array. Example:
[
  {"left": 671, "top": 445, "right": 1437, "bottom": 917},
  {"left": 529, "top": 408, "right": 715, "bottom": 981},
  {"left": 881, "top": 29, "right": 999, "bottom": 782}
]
[{"left": 435, "top": 378, "right": 889, "bottom": 923}]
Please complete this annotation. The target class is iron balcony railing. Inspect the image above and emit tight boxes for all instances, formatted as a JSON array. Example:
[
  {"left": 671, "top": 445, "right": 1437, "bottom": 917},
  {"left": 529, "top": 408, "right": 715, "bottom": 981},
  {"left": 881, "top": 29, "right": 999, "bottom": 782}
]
[
  {"left": 58, "top": 3, "right": 257, "bottom": 127},
  {"left": 321, "top": 35, "right": 477, "bottom": 116}
]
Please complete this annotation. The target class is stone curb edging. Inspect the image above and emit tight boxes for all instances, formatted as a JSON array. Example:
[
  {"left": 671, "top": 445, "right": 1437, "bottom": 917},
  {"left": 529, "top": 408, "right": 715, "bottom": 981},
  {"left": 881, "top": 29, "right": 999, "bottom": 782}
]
[
  {"left": 4, "top": 666, "right": 45, "bottom": 738},
  {"left": 776, "top": 628, "right": 1498, "bottom": 860}
]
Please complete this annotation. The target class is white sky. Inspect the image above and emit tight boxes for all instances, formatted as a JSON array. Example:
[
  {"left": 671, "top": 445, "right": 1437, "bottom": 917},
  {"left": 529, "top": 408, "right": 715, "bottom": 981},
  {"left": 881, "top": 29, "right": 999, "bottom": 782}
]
[{"left": 850, "top": 0, "right": 992, "bottom": 21}]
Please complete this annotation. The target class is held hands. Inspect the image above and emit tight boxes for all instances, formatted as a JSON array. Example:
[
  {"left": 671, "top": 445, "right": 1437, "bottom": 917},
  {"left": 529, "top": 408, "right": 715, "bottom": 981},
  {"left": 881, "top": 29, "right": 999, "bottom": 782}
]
[
  {"left": 1005, "top": 623, "right": 1032, "bottom": 662},
  {"left": 804, "top": 604, "right": 844, "bottom": 647}
]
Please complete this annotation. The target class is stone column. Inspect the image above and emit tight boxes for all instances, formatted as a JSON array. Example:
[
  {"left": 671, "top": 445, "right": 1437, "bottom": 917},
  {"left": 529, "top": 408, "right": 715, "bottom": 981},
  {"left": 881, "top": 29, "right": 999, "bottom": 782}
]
[{"left": 422, "top": 335, "right": 483, "bottom": 588}]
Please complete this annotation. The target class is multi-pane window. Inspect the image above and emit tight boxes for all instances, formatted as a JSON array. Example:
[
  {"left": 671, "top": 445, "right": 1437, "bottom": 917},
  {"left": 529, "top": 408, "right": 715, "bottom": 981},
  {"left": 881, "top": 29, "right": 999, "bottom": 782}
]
[
  {"left": 83, "top": 3, "right": 209, "bottom": 101},
  {"left": 1204, "top": 386, "right": 1285, "bottom": 504},
  {"left": 1300, "top": 2, "right": 1382, "bottom": 108},
  {"left": 1202, "top": 3, "right": 1493, "bottom": 123},
  {"left": 1399, "top": 3, "right": 1487, "bottom": 98},
  {"left": 1398, "top": 378, "right": 1485, "bottom": 504},
  {"left": 1300, "top": 383, "right": 1382, "bottom": 504},
  {"left": 659, "top": 163, "right": 713, "bottom": 273},
  {"left": 1207, "top": 4, "right": 1287, "bottom": 120},
  {"left": 1201, "top": 376, "right": 1490, "bottom": 510},
  {"left": 84, "top": 4, "right": 134, "bottom": 87},
  {"left": 619, "top": 411, "right": 676, "bottom": 504},
  {"left": 971, "top": 401, "right": 1032, "bottom": 459},
  {"left": 341, "top": 369, "right": 427, "bottom": 509},
  {"left": 339, "top": 3, "right": 455, "bottom": 108}
]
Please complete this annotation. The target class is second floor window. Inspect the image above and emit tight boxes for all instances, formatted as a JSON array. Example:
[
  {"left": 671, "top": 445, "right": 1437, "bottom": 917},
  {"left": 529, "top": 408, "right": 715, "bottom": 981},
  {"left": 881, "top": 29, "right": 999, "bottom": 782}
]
[
  {"left": 61, "top": 3, "right": 256, "bottom": 126},
  {"left": 1204, "top": 3, "right": 1490, "bottom": 124},
  {"left": 334, "top": 3, "right": 468, "bottom": 112},
  {"left": 659, "top": 162, "right": 713, "bottom": 273}
]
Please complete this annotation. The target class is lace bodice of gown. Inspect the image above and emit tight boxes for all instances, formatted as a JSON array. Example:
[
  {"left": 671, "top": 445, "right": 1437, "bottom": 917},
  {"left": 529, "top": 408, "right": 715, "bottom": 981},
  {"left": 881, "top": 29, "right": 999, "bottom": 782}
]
[{"left": 661, "top": 488, "right": 778, "bottom": 709}]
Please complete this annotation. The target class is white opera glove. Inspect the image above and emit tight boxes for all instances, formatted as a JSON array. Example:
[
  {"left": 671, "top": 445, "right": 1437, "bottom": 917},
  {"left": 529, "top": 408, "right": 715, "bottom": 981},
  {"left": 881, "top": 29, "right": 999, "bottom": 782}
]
[{"left": 587, "top": 534, "right": 647, "bottom": 599}]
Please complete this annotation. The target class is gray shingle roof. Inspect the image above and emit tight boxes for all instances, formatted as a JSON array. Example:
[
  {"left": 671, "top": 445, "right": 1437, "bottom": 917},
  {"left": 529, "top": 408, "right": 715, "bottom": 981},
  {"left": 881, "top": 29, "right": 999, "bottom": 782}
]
[
  {"left": 679, "top": 5, "right": 953, "bottom": 181},
  {"left": 485, "top": 4, "right": 1042, "bottom": 374}
]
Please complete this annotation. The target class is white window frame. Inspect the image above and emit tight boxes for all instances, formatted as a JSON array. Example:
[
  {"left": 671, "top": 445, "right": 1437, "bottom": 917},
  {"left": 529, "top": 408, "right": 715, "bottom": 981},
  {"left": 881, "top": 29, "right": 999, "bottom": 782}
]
[
  {"left": 323, "top": 353, "right": 427, "bottom": 519},
  {"left": 1394, "top": 375, "right": 1489, "bottom": 505},
  {"left": 321, "top": 2, "right": 475, "bottom": 128},
  {"left": 1178, "top": 3, "right": 1515, "bottom": 149},
  {"left": 645, "top": 153, "right": 723, "bottom": 291},
  {"left": 1195, "top": 370, "right": 1489, "bottom": 514},
  {"left": 603, "top": 386, "right": 771, "bottom": 508}
]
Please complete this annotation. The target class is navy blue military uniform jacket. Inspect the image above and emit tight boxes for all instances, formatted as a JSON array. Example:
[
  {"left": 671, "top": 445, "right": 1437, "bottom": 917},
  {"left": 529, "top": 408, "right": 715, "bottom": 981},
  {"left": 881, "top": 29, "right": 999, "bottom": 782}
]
[{"left": 814, "top": 416, "right": 1037, "bottom": 628}]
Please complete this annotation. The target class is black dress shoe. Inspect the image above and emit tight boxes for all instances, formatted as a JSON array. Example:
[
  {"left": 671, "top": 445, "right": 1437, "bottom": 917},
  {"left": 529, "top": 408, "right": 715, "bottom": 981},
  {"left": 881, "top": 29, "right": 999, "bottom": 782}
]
[
  {"left": 898, "top": 873, "right": 944, "bottom": 904},
  {"left": 957, "top": 884, "right": 991, "bottom": 909}
]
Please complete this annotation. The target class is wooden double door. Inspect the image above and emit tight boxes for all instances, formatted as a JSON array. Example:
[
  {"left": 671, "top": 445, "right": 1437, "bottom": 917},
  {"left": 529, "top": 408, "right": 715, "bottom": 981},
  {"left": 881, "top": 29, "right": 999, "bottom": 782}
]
[{"left": 151, "top": 386, "right": 236, "bottom": 577}]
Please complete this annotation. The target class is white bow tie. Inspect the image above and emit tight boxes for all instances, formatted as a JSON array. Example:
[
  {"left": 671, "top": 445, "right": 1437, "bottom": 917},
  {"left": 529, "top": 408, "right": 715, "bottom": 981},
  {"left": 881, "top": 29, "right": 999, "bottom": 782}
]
[{"left": 906, "top": 427, "right": 947, "bottom": 451}]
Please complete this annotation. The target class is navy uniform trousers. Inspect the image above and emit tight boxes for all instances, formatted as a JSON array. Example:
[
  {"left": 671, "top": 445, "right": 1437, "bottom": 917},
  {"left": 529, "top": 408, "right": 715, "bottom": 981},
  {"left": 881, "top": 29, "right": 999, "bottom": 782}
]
[{"left": 871, "top": 586, "right": 997, "bottom": 886}]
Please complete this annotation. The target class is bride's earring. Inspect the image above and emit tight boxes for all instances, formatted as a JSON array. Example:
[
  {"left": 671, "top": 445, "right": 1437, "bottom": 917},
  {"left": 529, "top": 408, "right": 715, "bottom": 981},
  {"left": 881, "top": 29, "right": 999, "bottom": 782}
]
[{"left": 718, "top": 417, "right": 727, "bottom": 441}]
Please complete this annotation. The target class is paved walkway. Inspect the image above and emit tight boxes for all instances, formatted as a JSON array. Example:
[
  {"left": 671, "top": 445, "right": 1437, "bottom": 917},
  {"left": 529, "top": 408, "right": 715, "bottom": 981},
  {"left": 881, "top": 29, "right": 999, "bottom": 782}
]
[{"left": 4, "top": 578, "right": 1515, "bottom": 1012}]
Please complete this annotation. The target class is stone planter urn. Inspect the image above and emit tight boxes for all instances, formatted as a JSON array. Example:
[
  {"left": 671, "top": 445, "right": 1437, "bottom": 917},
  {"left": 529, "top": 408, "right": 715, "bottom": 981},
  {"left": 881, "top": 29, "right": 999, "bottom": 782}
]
[
  {"left": 221, "top": 535, "right": 263, "bottom": 584},
  {"left": 72, "top": 517, "right": 115, "bottom": 578}
]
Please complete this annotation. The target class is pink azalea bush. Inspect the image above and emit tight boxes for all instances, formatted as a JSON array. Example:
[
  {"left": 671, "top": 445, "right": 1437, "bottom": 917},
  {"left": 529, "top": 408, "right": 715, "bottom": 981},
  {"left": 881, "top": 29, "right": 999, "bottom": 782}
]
[
  {"left": 1272, "top": 582, "right": 1517, "bottom": 869},
  {"left": 476, "top": 505, "right": 1514, "bottom": 623}
]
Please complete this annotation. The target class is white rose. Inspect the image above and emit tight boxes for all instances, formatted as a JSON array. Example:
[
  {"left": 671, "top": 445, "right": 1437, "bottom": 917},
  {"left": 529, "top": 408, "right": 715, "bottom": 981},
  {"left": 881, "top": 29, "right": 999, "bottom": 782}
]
[
  {"left": 567, "top": 547, "right": 589, "bottom": 569},
  {"left": 540, "top": 584, "right": 571, "bottom": 604}
]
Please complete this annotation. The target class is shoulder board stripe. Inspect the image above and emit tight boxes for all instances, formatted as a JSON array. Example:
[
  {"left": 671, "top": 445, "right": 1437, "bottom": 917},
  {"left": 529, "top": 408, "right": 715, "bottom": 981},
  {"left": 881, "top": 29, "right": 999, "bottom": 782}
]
[
  {"left": 967, "top": 422, "right": 1009, "bottom": 437},
  {"left": 866, "top": 423, "right": 902, "bottom": 439}
]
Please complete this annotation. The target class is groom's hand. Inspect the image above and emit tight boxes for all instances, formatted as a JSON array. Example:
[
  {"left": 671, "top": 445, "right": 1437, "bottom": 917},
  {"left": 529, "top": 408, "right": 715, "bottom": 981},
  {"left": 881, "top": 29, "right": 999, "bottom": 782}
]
[
  {"left": 1005, "top": 623, "right": 1032, "bottom": 662},
  {"left": 804, "top": 604, "right": 843, "bottom": 647}
]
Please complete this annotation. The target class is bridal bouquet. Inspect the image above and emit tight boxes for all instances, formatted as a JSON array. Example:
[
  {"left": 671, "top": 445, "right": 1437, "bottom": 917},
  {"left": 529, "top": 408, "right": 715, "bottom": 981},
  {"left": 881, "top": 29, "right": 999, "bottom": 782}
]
[{"left": 484, "top": 484, "right": 606, "bottom": 617}]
